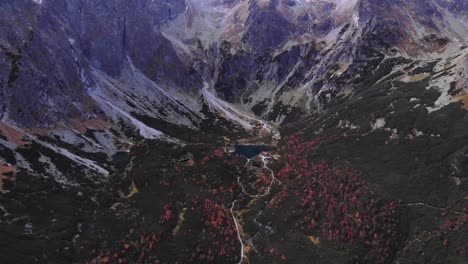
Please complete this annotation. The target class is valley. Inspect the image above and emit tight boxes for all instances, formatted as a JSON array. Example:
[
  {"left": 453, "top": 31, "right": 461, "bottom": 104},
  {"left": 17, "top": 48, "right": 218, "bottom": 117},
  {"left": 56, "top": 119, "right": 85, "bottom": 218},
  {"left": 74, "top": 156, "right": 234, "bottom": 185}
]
[{"left": 0, "top": 0, "right": 467, "bottom": 263}]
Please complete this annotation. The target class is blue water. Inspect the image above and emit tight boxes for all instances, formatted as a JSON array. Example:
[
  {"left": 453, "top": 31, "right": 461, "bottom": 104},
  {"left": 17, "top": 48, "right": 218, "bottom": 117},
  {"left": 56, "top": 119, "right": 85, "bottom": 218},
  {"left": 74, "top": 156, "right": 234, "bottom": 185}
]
[
  {"left": 234, "top": 145, "right": 276, "bottom": 159},
  {"left": 112, "top": 151, "right": 129, "bottom": 162}
]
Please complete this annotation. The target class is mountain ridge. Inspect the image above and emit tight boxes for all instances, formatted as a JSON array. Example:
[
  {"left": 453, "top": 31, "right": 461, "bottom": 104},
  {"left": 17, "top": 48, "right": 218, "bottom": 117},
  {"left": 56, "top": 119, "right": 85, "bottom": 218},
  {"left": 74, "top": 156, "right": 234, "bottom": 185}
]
[{"left": 0, "top": 1, "right": 467, "bottom": 263}]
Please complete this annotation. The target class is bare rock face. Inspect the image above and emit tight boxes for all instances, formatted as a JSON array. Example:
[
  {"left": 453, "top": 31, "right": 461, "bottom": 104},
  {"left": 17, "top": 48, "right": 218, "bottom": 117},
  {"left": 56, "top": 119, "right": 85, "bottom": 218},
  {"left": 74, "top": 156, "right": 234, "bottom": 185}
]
[
  {"left": 64, "top": 0, "right": 195, "bottom": 85},
  {"left": 0, "top": 1, "right": 96, "bottom": 127},
  {"left": 203, "top": 0, "right": 468, "bottom": 121},
  {"left": 54, "top": 0, "right": 188, "bottom": 78},
  {"left": 0, "top": 0, "right": 199, "bottom": 128},
  {"left": 243, "top": 0, "right": 299, "bottom": 52},
  {"left": 0, "top": 0, "right": 467, "bottom": 127}
]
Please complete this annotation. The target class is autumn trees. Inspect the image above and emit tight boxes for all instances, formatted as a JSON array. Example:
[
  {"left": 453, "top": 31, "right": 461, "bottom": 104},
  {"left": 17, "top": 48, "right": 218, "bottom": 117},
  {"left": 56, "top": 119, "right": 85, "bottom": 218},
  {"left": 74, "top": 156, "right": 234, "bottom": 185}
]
[{"left": 264, "top": 133, "right": 402, "bottom": 263}]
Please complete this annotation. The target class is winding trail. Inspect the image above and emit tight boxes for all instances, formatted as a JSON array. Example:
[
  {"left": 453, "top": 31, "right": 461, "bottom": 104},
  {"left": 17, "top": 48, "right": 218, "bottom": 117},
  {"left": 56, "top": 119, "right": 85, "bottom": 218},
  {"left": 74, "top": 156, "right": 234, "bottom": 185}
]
[
  {"left": 230, "top": 197, "right": 245, "bottom": 264},
  {"left": 203, "top": 81, "right": 282, "bottom": 263},
  {"left": 400, "top": 202, "right": 467, "bottom": 216},
  {"left": 230, "top": 152, "right": 281, "bottom": 264}
]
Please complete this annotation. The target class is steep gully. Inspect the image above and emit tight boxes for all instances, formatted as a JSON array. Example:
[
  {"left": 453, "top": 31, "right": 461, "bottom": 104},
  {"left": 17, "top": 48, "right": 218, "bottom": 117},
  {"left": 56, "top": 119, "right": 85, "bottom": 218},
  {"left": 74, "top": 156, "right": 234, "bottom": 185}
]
[{"left": 202, "top": 82, "right": 281, "bottom": 140}]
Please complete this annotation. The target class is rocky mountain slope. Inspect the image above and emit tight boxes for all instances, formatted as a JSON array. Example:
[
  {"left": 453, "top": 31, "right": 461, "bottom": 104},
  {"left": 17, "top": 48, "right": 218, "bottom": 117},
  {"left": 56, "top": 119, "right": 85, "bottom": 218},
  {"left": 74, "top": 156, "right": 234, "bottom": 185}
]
[
  {"left": 163, "top": 0, "right": 467, "bottom": 121},
  {"left": 0, "top": 0, "right": 467, "bottom": 263}
]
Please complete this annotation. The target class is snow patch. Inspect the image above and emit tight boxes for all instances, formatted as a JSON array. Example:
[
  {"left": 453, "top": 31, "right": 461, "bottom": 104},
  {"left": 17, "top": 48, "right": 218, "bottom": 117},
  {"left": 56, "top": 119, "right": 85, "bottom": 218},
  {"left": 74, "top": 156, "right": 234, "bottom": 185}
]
[
  {"left": 371, "top": 118, "right": 386, "bottom": 130},
  {"left": 338, "top": 120, "right": 359, "bottom": 130}
]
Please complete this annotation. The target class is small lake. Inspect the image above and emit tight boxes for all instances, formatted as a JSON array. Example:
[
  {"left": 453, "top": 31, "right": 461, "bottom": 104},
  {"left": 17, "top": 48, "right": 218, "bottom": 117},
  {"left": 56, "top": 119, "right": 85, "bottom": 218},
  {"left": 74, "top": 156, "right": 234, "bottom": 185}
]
[
  {"left": 112, "top": 151, "right": 129, "bottom": 162},
  {"left": 234, "top": 145, "right": 276, "bottom": 159}
]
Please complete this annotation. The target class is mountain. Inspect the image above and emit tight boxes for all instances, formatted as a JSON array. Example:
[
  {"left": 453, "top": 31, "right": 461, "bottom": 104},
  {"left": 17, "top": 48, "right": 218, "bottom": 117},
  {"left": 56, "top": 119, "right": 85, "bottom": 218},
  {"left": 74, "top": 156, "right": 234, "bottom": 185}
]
[
  {"left": 0, "top": 0, "right": 467, "bottom": 263},
  {"left": 1, "top": 0, "right": 467, "bottom": 128}
]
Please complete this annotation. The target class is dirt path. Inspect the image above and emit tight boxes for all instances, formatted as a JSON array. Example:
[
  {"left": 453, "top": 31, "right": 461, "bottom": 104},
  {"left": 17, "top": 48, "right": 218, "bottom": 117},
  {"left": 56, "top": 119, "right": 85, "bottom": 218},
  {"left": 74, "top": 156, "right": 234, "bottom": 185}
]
[{"left": 230, "top": 152, "right": 281, "bottom": 263}]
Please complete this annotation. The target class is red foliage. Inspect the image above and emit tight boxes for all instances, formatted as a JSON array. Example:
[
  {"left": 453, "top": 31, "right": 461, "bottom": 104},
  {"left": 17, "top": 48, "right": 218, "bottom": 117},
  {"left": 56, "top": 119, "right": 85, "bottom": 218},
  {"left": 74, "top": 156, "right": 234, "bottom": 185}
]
[
  {"left": 190, "top": 199, "right": 240, "bottom": 262},
  {"left": 159, "top": 204, "right": 173, "bottom": 224},
  {"left": 271, "top": 135, "right": 401, "bottom": 263},
  {"left": 441, "top": 214, "right": 468, "bottom": 231},
  {"left": 89, "top": 232, "right": 161, "bottom": 264},
  {"left": 214, "top": 150, "right": 225, "bottom": 158},
  {"left": 201, "top": 148, "right": 227, "bottom": 165}
]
